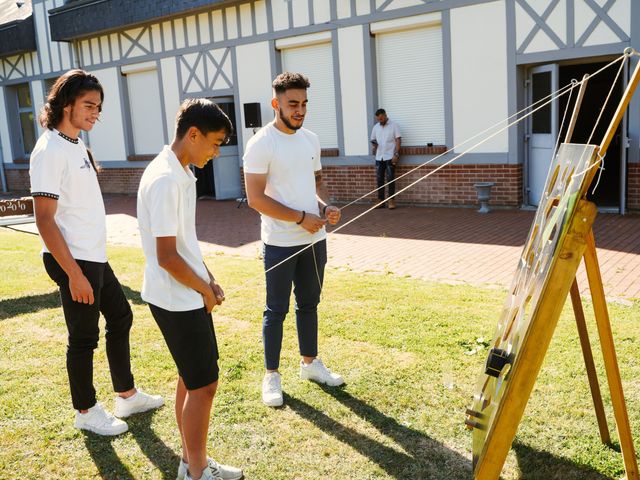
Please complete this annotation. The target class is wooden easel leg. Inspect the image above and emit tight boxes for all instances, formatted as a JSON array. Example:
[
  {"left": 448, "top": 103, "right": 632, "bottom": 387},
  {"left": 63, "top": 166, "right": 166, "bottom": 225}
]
[
  {"left": 583, "top": 230, "right": 639, "bottom": 480},
  {"left": 569, "top": 279, "right": 611, "bottom": 445}
]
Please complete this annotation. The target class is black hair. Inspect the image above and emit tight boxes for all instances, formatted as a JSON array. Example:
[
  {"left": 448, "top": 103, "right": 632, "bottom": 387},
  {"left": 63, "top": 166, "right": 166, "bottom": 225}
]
[
  {"left": 375, "top": 108, "right": 386, "bottom": 116},
  {"left": 175, "top": 98, "right": 234, "bottom": 140},
  {"left": 272, "top": 72, "right": 310, "bottom": 95},
  {"left": 40, "top": 69, "right": 104, "bottom": 130}
]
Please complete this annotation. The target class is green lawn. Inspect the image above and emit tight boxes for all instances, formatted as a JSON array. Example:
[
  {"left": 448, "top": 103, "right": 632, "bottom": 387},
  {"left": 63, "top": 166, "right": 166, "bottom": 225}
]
[{"left": 1, "top": 228, "right": 639, "bottom": 479}]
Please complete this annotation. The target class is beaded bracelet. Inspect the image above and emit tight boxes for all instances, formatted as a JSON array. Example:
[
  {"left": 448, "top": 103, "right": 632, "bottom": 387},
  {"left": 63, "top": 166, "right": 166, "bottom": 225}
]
[{"left": 296, "top": 210, "right": 306, "bottom": 225}]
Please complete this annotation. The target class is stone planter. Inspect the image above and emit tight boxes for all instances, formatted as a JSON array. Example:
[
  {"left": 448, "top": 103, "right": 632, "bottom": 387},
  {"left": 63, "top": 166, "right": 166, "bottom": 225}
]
[{"left": 474, "top": 182, "right": 495, "bottom": 214}]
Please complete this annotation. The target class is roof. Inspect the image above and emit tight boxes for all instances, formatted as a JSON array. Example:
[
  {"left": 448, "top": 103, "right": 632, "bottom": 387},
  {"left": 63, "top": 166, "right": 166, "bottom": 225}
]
[
  {"left": 0, "top": 0, "right": 32, "bottom": 26},
  {"left": 0, "top": 0, "right": 36, "bottom": 57},
  {"left": 49, "top": 0, "right": 236, "bottom": 42}
]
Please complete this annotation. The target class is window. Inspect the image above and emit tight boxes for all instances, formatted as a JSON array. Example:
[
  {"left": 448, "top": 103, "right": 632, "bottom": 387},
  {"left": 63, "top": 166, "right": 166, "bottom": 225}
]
[
  {"left": 375, "top": 24, "right": 445, "bottom": 146},
  {"left": 8, "top": 83, "right": 37, "bottom": 158},
  {"left": 122, "top": 63, "right": 165, "bottom": 155},
  {"left": 279, "top": 41, "right": 338, "bottom": 149}
]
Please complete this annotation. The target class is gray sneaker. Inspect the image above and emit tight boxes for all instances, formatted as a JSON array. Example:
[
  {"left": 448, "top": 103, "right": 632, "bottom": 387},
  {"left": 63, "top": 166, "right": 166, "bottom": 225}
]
[
  {"left": 185, "top": 466, "right": 222, "bottom": 480},
  {"left": 177, "top": 457, "right": 243, "bottom": 480}
]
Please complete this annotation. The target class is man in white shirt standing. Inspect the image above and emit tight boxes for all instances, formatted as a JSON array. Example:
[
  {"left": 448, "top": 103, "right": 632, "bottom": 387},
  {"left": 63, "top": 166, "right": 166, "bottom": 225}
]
[
  {"left": 30, "top": 69, "right": 163, "bottom": 437},
  {"left": 137, "top": 99, "right": 243, "bottom": 480},
  {"left": 243, "top": 72, "right": 344, "bottom": 408},
  {"left": 370, "top": 108, "right": 402, "bottom": 209}
]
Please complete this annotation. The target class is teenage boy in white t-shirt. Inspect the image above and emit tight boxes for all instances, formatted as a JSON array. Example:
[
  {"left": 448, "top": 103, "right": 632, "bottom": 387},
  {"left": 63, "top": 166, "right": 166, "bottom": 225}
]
[
  {"left": 243, "top": 72, "right": 344, "bottom": 408},
  {"left": 30, "top": 69, "right": 163, "bottom": 436},
  {"left": 137, "top": 99, "right": 243, "bottom": 480}
]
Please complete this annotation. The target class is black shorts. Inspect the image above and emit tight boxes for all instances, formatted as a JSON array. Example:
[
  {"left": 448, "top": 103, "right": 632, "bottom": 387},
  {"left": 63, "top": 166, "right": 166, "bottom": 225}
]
[{"left": 149, "top": 304, "right": 219, "bottom": 390}]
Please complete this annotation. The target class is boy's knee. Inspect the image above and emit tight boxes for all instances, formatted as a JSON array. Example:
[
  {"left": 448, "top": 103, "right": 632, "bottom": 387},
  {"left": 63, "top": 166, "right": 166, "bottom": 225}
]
[{"left": 189, "top": 380, "right": 218, "bottom": 398}]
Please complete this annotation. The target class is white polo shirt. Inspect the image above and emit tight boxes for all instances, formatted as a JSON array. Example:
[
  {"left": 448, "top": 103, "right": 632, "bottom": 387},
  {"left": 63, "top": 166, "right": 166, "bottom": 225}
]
[
  {"left": 243, "top": 122, "right": 325, "bottom": 247},
  {"left": 137, "top": 146, "right": 208, "bottom": 312},
  {"left": 370, "top": 119, "right": 401, "bottom": 161},
  {"left": 29, "top": 129, "right": 107, "bottom": 263}
]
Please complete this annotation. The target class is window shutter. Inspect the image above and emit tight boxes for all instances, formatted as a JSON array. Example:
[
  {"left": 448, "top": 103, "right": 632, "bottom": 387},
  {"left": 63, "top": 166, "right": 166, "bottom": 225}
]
[
  {"left": 376, "top": 26, "right": 445, "bottom": 146},
  {"left": 281, "top": 42, "right": 337, "bottom": 149}
]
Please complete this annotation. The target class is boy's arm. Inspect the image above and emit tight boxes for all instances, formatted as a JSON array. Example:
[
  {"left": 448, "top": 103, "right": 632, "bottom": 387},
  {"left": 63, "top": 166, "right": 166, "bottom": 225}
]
[
  {"left": 156, "top": 236, "right": 219, "bottom": 312},
  {"left": 34, "top": 196, "right": 94, "bottom": 304},
  {"left": 203, "top": 263, "right": 225, "bottom": 303}
]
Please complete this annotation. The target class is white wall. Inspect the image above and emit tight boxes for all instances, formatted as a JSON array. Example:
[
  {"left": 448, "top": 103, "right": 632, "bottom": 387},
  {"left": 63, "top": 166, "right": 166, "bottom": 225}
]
[
  {"left": 86, "top": 68, "right": 127, "bottom": 161},
  {"left": 337, "top": 26, "right": 369, "bottom": 155},
  {"left": 235, "top": 42, "right": 275, "bottom": 153},
  {"left": 451, "top": 1, "right": 508, "bottom": 153}
]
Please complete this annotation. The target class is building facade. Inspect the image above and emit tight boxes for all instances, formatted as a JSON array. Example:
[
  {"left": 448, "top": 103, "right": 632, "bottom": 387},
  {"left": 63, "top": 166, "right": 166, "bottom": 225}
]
[{"left": 0, "top": 0, "right": 639, "bottom": 211}]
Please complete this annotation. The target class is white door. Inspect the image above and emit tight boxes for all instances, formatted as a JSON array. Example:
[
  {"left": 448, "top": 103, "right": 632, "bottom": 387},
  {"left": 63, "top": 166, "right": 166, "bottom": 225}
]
[
  {"left": 527, "top": 64, "right": 558, "bottom": 206},
  {"left": 212, "top": 100, "right": 242, "bottom": 200}
]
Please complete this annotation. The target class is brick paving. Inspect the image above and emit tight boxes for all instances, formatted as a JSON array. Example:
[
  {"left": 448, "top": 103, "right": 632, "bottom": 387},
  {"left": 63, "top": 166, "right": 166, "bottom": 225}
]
[{"left": 94, "top": 196, "right": 640, "bottom": 300}]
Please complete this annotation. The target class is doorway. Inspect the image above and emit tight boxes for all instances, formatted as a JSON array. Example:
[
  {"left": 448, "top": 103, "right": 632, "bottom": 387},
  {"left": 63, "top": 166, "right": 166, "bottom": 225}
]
[
  {"left": 193, "top": 98, "right": 242, "bottom": 200},
  {"left": 526, "top": 59, "right": 625, "bottom": 210},
  {"left": 559, "top": 61, "right": 624, "bottom": 209}
]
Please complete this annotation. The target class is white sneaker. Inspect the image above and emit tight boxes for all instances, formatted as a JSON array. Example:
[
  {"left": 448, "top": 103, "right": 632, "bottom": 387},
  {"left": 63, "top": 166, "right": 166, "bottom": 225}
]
[
  {"left": 177, "top": 457, "right": 243, "bottom": 480},
  {"left": 262, "top": 372, "right": 283, "bottom": 407},
  {"left": 114, "top": 388, "right": 164, "bottom": 418},
  {"left": 74, "top": 402, "right": 128, "bottom": 436},
  {"left": 185, "top": 466, "right": 222, "bottom": 480},
  {"left": 300, "top": 358, "right": 344, "bottom": 386}
]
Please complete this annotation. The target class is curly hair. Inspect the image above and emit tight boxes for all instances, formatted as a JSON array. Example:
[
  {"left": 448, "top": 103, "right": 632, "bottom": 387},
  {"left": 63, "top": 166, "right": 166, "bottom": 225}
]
[
  {"left": 272, "top": 72, "right": 310, "bottom": 94},
  {"left": 39, "top": 69, "right": 104, "bottom": 130}
]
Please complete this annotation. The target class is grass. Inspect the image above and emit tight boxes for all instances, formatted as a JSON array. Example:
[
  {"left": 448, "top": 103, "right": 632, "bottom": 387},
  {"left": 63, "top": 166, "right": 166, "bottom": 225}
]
[{"left": 1, "top": 228, "right": 639, "bottom": 479}]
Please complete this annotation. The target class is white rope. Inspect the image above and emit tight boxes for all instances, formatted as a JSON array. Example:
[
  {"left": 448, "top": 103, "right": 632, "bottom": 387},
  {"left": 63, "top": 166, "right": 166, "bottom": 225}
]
[
  {"left": 263, "top": 80, "right": 582, "bottom": 276},
  {"left": 217, "top": 51, "right": 631, "bottom": 299},
  {"left": 338, "top": 54, "right": 629, "bottom": 212}
]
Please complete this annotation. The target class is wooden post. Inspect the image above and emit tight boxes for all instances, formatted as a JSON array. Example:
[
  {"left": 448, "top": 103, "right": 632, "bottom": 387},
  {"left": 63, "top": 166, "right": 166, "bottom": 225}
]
[
  {"left": 569, "top": 279, "right": 610, "bottom": 444},
  {"left": 583, "top": 231, "right": 639, "bottom": 480}
]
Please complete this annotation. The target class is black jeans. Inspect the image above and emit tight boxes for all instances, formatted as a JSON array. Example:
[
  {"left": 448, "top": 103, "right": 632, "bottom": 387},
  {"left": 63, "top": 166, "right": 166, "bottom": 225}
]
[
  {"left": 43, "top": 253, "right": 135, "bottom": 410},
  {"left": 262, "top": 240, "right": 327, "bottom": 370},
  {"left": 376, "top": 160, "right": 396, "bottom": 200}
]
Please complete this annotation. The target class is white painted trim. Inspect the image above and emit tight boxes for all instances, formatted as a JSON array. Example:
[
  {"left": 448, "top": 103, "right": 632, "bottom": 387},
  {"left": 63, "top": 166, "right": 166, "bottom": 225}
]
[
  {"left": 370, "top": 11, "right": 441, "bottom": 35},
  {"left": 120, "top": 60, "right": 157, "bottom": 74},
  {"left": 274, "top": 31, "right": 332, "bottom": 50}
]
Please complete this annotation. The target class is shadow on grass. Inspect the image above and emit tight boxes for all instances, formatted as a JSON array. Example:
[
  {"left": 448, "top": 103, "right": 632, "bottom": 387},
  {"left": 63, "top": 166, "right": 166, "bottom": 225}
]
[
  {"left": 513, "top": 442, "right": 617, "bottom": 480},
  {"left": 120, "top": 285, "right": 145, "bottom": 306},
  {"left": 128, "top": 409, "right": 181, "bottom": 479},
  {"left": 82, "top": 431, "right": 134, "bottom": 480},
  {"left": 285, "top": 389, "right": 472, "bottom": 480},
  {"left": 82, "top": 408, "right": 180, "bottom": 480},
  {"left": 0, "top": 291, "right": 59, "bottom": 320},
  {"left": 0, "top": 285, "right": 144, "bottom": 321}
]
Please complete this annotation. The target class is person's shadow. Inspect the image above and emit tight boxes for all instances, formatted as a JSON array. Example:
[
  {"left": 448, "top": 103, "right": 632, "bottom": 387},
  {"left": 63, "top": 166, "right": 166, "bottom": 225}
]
[
  {"left": 289, "top": 385, "right": 618, "bottom": 479},
  {"left": 284, "top": 387, "right": 473, "bottom": 479},
  {"left": 82, "top": 408, "right": 180, "bottom": 479}
]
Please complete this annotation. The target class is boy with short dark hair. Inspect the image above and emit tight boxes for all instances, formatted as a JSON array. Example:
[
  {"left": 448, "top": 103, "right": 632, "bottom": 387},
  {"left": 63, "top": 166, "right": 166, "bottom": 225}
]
[{"left": 137, "top": 98, "right": 242, "bottom": 480}]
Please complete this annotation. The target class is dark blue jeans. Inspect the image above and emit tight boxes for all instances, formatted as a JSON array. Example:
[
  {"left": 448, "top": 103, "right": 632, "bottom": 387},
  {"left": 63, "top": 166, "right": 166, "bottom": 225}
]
[
  {"left": 376, "top": 160, "right": 396, "bottom": 199},
  {"left": 262, "top": 240, "right": 327, "bottom": 370}
]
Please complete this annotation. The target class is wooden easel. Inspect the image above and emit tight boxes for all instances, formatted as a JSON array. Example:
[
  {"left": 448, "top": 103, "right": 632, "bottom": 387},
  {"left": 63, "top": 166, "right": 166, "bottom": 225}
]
[{"left": 474, "top": 54, "right": 640, "bottom": 480}]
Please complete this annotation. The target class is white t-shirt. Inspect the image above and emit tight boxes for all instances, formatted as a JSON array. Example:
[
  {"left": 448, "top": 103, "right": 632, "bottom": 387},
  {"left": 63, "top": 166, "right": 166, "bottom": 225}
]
[
  {"left": 370, "top": 119, "right": 401, "bottom": 161},
  {"left": 29, "top": 129, "right": 107, "bottom": 263},
  {"left": 137, "top": 146, "right": 209, "bottom": 312},
  {"left": 243, "top": 122, "right": 325, "bottom": 247}
]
